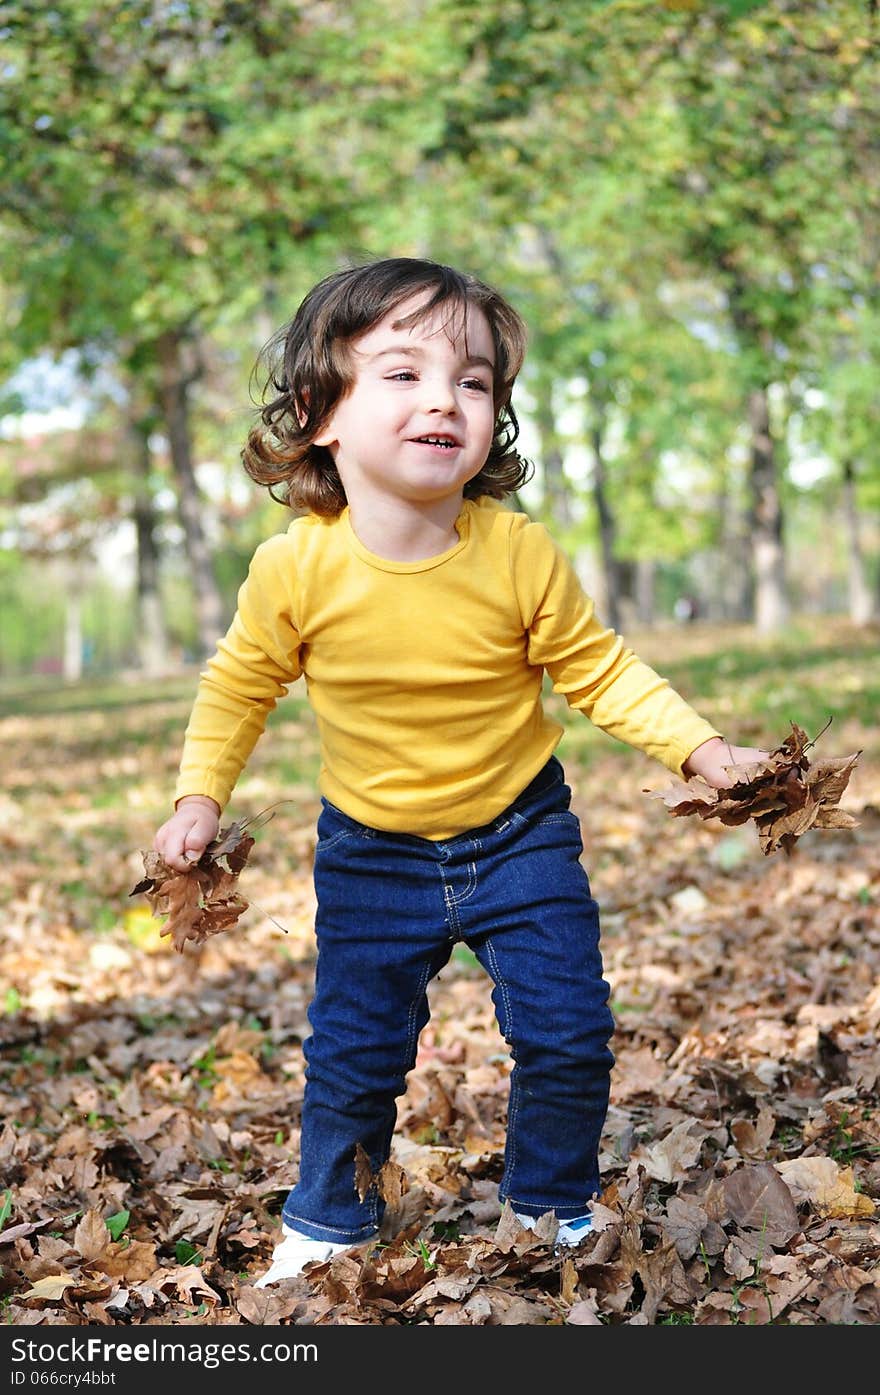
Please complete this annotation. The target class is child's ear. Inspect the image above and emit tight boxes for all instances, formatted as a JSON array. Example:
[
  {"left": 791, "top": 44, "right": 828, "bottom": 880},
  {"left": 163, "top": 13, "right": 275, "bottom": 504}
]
[
  {"left": 292, "top": 388, "right": 309, "bottom": 431},
  {"left": 311, "top": 413, "right": 338, "bottom": 448},
  {"left": 294, "top": 388, "right": 336, "bottom": 446}
]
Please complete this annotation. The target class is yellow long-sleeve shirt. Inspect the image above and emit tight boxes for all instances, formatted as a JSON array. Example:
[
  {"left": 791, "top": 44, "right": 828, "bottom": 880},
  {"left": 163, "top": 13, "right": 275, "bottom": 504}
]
[{"left": 175, "top": 497, "right": 720, "bottom": 839}]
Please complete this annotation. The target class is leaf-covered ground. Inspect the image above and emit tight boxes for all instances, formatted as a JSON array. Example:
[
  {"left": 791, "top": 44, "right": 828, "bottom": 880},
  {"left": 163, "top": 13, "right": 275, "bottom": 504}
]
[{"left": 1, "top": 618, "right": 879, "bottom": 1326}]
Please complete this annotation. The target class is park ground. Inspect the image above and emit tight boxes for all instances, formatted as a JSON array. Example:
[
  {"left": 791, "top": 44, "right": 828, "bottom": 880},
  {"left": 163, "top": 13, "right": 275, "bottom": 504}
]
[{"left": 1, "top": 615, "right": 878, "bottom": 1325}]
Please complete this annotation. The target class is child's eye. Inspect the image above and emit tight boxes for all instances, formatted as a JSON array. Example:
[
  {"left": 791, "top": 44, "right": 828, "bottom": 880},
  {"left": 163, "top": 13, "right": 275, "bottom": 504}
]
[
  {"left": 387, "top": 370, "right": 418, "bottom": 381},
  {"left": 462, "top": 377, "right": 490, "bottom": 392}
]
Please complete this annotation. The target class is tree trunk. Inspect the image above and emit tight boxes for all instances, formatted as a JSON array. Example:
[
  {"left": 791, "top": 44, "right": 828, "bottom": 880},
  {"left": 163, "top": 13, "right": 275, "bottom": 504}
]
[
  {"left": 715, "top": 480, "right": 753, "bottom": 622},
  {"left": 156, "top": 327, "right": 225, "bottom": 655},
  {"left": 588, "top": 396, "right": 623, "bottom": 631},
  {"left": 748, "top": 386, "right": 788, "bottom": 633},
  {"left": 842, "top": 458, "right": 875, "bottom": 625},
  {"left": 534, "top": 376, "right": 573, "bottom": 529},
  {"left": 635, "top": 558, "right": 656, "bottom": 625},
  {"left": 63, "top": 584, "right": 83, "bottom": 682},
  {"left": 132, "top": 421, "right": 170, "bottom": 673}
]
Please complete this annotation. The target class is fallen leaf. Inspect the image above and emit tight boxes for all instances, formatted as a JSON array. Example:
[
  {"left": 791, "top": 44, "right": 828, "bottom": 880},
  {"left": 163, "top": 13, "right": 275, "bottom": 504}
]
[
  {"left": 376, "top": 1159, "right": 409, "bottom": 1208},
  {"left": 91, "top": 1240, "right": 159, "bottom": 1283},
  {"left": 566, "top": 1296, "right": 603, "bottom": 1325},
  {"left": 730, "top": 1105, "right": 776, "bottom": 1159},
  {"left": 722, "top": 1162, "right": 801, "bottom": 1244},
  {"left": 776, "top": 1157, "right": 876, "bottom": 1219},
  {"left": 637, "top": 1119, "right": 705, "bottom": 1182},
  {"left": 354, "top": 1142, "right": 375, "bottom": 1202},
  {"left": 21, "top": 1274, "right": 77, "bottom": 1301},
  {"left": 73, "top": 1209, "right": 111, "bottom": 1262}
]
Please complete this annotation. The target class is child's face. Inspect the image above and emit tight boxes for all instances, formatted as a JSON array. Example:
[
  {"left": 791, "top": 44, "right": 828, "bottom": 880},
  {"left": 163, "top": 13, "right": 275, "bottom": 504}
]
[{"left": 313, "top": 293, "right": 497, "bottom": 513}]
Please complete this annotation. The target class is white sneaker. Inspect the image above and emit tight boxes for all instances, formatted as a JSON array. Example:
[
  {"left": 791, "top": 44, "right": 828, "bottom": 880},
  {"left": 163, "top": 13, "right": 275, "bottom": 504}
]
[
  {"left": 252, "top": 1223, "right": 359, "bottom": 1287},
  {"left": 514, "top": 1210, "right": 593, "bottom": 1247}
]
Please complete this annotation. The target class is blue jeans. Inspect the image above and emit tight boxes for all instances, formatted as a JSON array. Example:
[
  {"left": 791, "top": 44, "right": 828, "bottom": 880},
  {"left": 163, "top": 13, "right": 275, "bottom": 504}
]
[{"left": 281, "top": 756, "right": 615, "bottom": 1244}]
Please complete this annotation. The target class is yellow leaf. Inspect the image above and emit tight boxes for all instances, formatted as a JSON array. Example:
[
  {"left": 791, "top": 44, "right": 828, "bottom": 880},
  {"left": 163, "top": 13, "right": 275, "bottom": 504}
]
[
  {"left": 777, "top": 1157, "right": 875, "bottom": 1218},
  {"left": 22, "top": 1273, "right": 77, "bottom": 1300},
  {"left": 123, "top": 906, "right": 169, "bottom": 953}
]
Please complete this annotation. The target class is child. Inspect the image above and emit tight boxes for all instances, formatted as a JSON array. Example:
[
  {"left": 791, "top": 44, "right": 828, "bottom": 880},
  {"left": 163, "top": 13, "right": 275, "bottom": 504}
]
[{"left": 153, "top": 257, "right": 767, "bottom": 1287}]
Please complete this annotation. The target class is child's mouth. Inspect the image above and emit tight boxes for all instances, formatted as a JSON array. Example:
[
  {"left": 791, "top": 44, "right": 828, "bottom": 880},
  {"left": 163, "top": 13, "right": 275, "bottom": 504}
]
[{"left": 412, "top": 436, "right": 458, "bottom": 451}]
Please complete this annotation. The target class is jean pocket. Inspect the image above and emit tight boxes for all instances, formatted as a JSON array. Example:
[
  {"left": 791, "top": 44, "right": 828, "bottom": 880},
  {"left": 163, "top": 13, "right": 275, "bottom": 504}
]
[
  {"left": 316, "top": 798, "right": 376, "bottom": 851},
  {"left": 315, "top": 825, "right": 358, "bottom": 854}
]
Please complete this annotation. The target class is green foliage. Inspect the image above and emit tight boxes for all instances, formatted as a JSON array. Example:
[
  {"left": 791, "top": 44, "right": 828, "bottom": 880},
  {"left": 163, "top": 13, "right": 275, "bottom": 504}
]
[
  {"left": 105, "top": 1211, "right": 130, "bottom": 1242},
  {"left": 174, "top": 1239, "right": 203, "bottom": 1266},
  {"left": 1, "top": 0, "right": 877, "bottom": 651},
  {"left": 0, "top": 553, "right": 65, "bottom": 675}
]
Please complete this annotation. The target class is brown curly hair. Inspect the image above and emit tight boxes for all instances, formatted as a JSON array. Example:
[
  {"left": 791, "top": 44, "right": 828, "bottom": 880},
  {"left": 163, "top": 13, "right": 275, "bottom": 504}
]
[{"left": 242, "top": 257, "right": 532, "bottom": 515}]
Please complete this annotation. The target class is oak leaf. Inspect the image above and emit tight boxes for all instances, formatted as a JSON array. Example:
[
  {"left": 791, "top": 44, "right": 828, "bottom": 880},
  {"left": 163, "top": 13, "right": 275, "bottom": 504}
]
[
  {"left": 129, "top": 808, "right": 280, "bottom": 952},
  {"left": 776, "top": 1157, "right": 876, "bottom": 1219},
  {"left": 649, "top": 722, "right": 860, "bottom": 855},
  {"left": 21, "top": 1273, "right": 77, "bottom": 1301}
]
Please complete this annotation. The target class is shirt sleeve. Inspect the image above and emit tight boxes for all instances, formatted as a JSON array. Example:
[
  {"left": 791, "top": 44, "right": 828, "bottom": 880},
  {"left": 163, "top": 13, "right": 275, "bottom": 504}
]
[
  {"left": 510, "top": 518, "right": 721, "bottom": 777},
  {"left": 174, "top": 535, "right": 303, "bottom": 811}
]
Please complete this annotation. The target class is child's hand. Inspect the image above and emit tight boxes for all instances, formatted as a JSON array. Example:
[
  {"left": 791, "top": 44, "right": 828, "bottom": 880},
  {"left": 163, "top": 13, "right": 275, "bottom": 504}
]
[
  {"left": 153, "top": 795, "right": 221, "bottom": 872},
  {"left": 682, "top": 736, "right": 770, "bottom": 790}
]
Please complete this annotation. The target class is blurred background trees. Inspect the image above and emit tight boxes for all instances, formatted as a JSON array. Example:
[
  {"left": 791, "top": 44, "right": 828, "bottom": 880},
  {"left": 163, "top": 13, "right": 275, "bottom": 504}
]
[{"left": 1, "top": 0, "right": 877, "bottom": 678}]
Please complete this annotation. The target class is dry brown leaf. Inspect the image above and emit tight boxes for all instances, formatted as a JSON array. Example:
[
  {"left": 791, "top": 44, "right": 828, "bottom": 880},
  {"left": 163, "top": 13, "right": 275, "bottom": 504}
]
[
  {"left": 130, "top": 808, "right": 282, "bottom": 952},
  {"left": 730, "top": 1104, "right": 776, "bottom": 1159},
  {"left": 560, "top": 1257, "right": 579, "bottom": 1305},
  {"left": 649, "top": 722, "right": 861, "bottom": 855},
  {"left": 73, "top": 1209, "right": 110, "bottom": 1262},
  {"left": 661, "top": 1195, "right": 714, "bottom": 1262},
  {"left": 376, "top": 1159, "right": 409, "bottom": 1208},
  {"left": 566, "top": 1295, "right": 604, "bottom": 1325},
  {"left": 151, "top": 1264, "right": 222, "bottom": 1306},
  {"left": 236, "top": 1285, "right": 308, "bottom": 1324},
  {"left": 21, "top": 1273, "right": 77, "bottom": 1301},
  {"left": 722, "top": 1162, "right": 801, "bottom": 1244},
  {"left": 636, "top": 1119, "right": 706, "bottom": 1182},
  {"left": 405, "top": 1270, "right": 481, "bottom": 1312},
  {"left": 776, "top": 1157, "right": 876, "bottom": 1219},
  {"left": 91, "top": 1240, "right": 159, "bottom": 1283},
  {"left": 354, "top": 1142, "right": 375, "bottom": 1202},
  {"left": 637, "top": 1238, "right": 691, "bottom": 1323}
]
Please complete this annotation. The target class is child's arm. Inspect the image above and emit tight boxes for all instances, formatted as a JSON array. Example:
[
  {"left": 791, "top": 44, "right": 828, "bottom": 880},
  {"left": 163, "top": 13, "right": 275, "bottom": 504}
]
[
  {"left": 511, "top": 520, "right": 764, "bottom": 777},
  {"left": 174, "top": 536, "right": 303, "bottom": 811},
  {"left": 154, "top": 536, "right": 302, "bottom": 869}
]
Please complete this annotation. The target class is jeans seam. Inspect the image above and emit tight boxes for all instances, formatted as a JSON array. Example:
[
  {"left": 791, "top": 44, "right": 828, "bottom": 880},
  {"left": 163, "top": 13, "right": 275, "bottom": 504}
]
[
  {"left": 316, "top": 828, "right": 357, "bottom": 852},
  {"left": 405, "top": 958, "right": 433, "bottom": 1068},
  {"left": 440, "top": 871, "right": 459, "bottom": 939},
  {"left": 503, "top": 1195, "right": 594, "bottom": 1211},
  {"left": 446, "top": 841, "right": 480, "bottom": 907},
  {"left": 485, "top": 933, "right": 517, "bottom": 1189},
  {"left": 280, "top": 1209, "right": 377, "bottom": 1240}
]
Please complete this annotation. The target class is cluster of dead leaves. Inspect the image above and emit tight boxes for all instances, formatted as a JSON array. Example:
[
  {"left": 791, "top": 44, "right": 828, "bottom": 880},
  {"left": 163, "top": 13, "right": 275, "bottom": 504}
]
[
  {"left": 652, "top": 722, "right": 861, "bottom": 854},
  {"left": 235, "top": 1157, "right": 880, "bottom": 1328},
  {"left": 130, "top": 812, "right": 277, "bottom": 953},
  {"left": 4, "top": 688, "right": 877, "bottom": 1325},
  {"left": 9, "top": 1207, "right": 220, "bottom": 1316}
]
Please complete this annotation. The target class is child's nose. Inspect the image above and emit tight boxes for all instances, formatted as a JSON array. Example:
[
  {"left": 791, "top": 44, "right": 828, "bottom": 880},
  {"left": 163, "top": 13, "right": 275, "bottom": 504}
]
[{"left": 422, "top": 376, "right": 459, "bottom": 412}]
